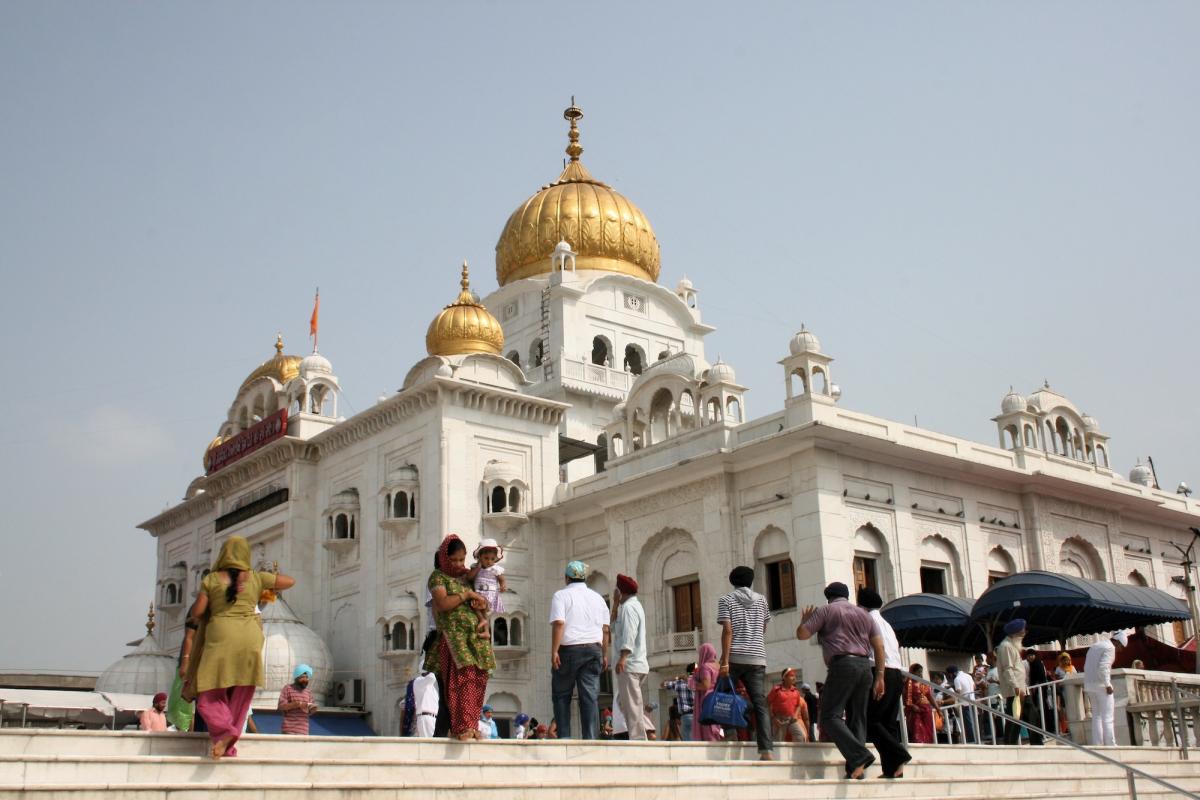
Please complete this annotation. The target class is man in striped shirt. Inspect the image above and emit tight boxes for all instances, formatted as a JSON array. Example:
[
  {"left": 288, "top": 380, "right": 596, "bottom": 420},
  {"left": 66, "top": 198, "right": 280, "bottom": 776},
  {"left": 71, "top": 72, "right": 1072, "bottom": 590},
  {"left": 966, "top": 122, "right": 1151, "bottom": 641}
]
[
  {"left": 278, "top": 664, "right": 317, "bottom": 735},
  {"left": 717, "top": 565, "right": 774, "bottom": 761}
]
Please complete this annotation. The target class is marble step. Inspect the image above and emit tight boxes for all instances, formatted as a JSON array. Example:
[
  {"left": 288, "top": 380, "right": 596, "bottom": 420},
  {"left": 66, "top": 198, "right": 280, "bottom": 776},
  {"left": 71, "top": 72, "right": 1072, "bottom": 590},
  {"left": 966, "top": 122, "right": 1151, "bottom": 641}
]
[
  {"left": 0, "top": 776, "right": 1197, "bottom": 800},
  {"left": 0, "top": 730, "right": 1185, "bottom": 766},
  {"left": 2, "top": 752, "right": 1196, "bottom": 787}
]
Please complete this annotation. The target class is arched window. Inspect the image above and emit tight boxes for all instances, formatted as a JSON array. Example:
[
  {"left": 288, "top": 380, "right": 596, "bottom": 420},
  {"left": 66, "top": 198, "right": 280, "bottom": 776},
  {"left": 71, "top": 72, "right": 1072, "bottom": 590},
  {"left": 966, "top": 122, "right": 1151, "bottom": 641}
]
[
  {"left": 791, "top": 368, "right": 808, "bottom": 397},
  {"left": 595, "top": 433, "right": 608, "bottom": 473},
  {"left": 726, "top": 397, "right": 742, "bottom": 423},
  {"left": 754, "top": 527, "right": 795, "bottom": 611},
  {"left": 1045, "top": 420, "right": 1057, "bottom": 453},
  {"left": 383, "top": 493, "right": 392, "bottom": 519},
  {"left": 335, "top": 514, "right": 349, "bottom": 539},
  {"left": 611, "top": 433, "right": 624, "bottom": 457},
  {"left": 391, "top": 621, "right": 406, "bottom": 651},
  {"left": 591, "top": 336, "right": 612, "bottom": 367},
  {"left": 678, "top": 391, "right": 696, "bottom": 429},
  {"left": 1023, "top": 425, "right": 1037, "bottom": 448},
  {"left": 350, "top": 516, "right": 356, "bottom": 539},
  {"left": 381, "top": 622, "right": 391, "bottom": 651},
  {"left": 394, "top": 491, "right": 409, "bottom": 519},
  {"left": 812, "top": 368, "right": 828, "bottom": 395},
  {"left": 1003, "top": 425, "right": 1019, "bottom": 450},
  {"left": 987, "top": 546, "right": 1016, "bottom": 586},
  {"left": 623, "top": 345, "right": 644, "bottom": 375},
  {"left": 490, "top": 486, "right": 507, "bottom": 513},
  {"left": 510, "top": 617, "right": 523, "bottom": 646},
  {"left": 706, "top": 398, "right": 722, "bottom": 423},
  {"left": 1096, "top": 445, "right": 1109, "bottom": 468},
  {"left": 165, "top": 584, "right": 177, "bottom": 605},
  {"left": 649, "top": 388, "right": 674, "bottom": 444},
  {"left": 530, "top": 338, "right": 545, "bottom": 367},
  {"left": 508, "top": 486, "right": 521, "bottom": 513},
  {"left": 1128, "top": 570, "right": 1148, "bottom": 587},
  {"left": 493, "top": 617, "right": 509, "bottom": 647},
  {"left": 1056, "top": 418, "right": 1072, "bottom": 458},
  {"left": 506, "top": 350, "right": 521, "bottom": 367}
]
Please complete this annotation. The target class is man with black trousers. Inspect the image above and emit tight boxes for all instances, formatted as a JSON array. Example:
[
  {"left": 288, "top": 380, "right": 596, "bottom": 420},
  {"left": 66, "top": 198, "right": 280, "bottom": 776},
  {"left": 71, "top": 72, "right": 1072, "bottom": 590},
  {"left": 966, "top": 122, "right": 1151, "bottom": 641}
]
[
  {"left": 796, "top": 582, "right": 885, "bottom": 780},
  {"left": 858, "top": 588, "right": 911, "bottom": 779}
]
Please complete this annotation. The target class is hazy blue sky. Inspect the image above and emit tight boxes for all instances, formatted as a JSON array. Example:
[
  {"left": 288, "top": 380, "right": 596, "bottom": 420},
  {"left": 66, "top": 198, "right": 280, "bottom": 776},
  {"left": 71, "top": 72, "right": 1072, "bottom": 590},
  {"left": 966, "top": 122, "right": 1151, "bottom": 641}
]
[{"left": 2, "top": 2, "right": 1197, "bottom": 672}]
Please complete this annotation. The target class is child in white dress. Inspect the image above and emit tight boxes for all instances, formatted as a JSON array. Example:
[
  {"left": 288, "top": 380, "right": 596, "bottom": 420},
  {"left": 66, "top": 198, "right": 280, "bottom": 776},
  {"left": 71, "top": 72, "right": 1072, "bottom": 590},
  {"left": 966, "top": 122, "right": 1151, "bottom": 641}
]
[{"left": 469, "top": 538, "right": 506, "bottom": 615}]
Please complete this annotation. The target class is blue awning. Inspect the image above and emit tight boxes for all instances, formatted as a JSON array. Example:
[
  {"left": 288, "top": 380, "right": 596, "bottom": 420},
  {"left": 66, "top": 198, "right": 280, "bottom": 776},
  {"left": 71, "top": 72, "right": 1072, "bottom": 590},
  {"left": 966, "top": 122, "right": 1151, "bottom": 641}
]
[
  {"left": 969, "top": 570, "right": 1191, "bottom": 646},
  {"left": 880, "top": 593, "right": 992, "bottom": 653},
  {"left": 249, "top": 712, "right": 377, "bottom": 737}
]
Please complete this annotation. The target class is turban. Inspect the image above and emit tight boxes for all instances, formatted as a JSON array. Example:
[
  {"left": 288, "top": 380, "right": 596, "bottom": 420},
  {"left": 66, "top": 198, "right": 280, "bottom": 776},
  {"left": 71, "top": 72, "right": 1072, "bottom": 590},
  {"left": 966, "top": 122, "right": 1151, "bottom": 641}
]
[
  {"left": 293, "top": 663, "right": 314, "bottom": 680},
  {"left": 616, "top": 574, "right": 638, "bottom": 594},
  {"left": 1003, "top": 618, "right": 1027, "bottom": 636},
  {"left": 1112, "top": 630, "right": 1129, "bottom": 647},
  {"left": 824, "top": 582, "right": 850, "bottom": 600},
  {"left": 856, "top": 587, "right": 883, "bottom": 609},
  {"left": 565, "top": 560, "right": 588, "bottom": 580},
  {"left": 152, "top": 692, "right": 168, "bottom": 705},
  {"left": 482, "top": 705, "right": 493, "bottom": 713},
  {"left": 515, "top": 713, "right": 530, "bottom": 726},
  {"left": 946, "top": 665, "right": 959, "bottom": 675},
  {"left": 800, "top": 683, "right": 813, "bottom": 692}
]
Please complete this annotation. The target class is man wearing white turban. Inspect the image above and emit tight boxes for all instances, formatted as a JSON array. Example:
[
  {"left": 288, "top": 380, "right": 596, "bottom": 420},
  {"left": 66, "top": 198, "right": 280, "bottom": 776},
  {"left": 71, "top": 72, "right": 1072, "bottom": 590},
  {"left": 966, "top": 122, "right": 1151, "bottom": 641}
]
[{"left": 1084, "top": 630, "right": 1128, "bottom": 746}]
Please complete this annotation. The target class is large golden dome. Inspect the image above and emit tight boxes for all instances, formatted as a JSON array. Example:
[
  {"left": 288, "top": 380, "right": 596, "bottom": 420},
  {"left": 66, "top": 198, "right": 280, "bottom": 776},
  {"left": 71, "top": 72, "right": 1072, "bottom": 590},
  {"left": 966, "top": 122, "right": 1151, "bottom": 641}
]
[
  {"left": 426, "top": 262, "right": 505, "bottom": 356},
  {"left": 239, "top": 334, "right": 302, "bottom": 393},
  {"left": 495, "top": 102, "right": 660, "bottom": 286}
]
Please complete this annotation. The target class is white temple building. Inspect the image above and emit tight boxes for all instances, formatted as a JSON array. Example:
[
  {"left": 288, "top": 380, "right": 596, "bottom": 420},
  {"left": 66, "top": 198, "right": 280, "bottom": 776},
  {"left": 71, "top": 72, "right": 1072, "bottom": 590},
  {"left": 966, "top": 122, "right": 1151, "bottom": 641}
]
[{"left": 126, "top": 103, "right": 1200, "bottom": 736}]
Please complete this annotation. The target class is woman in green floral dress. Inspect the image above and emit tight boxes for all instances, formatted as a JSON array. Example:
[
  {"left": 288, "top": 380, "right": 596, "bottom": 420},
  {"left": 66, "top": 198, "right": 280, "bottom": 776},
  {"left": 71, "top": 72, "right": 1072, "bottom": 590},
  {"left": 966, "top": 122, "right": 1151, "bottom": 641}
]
[{"left": 428, "top": 534, "right": 495, "bottom": 740}]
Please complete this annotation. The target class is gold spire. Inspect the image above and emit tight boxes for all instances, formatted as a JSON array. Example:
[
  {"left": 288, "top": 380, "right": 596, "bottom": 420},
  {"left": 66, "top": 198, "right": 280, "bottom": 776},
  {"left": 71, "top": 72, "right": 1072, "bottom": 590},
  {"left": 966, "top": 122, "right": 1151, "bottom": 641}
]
[
  {"left": 275, "top": 332, "right": 284, "bottom": 355},
  {"left": 146, "top": 603, "right": 156, "bottom": 635},
  {"left": 564, "top": 97, "right": 584, "bottom": 163},
  {"left": 425, "top": 260, "right": 505, "bottom": 356},
  {"left": 495, "top": 101, "right": 660, "bottom": 286}
]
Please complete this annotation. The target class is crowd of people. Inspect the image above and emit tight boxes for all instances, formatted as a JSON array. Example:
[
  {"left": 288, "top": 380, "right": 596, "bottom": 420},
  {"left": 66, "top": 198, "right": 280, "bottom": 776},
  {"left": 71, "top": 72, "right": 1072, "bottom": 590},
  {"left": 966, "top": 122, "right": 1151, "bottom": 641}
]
[
  {"left": 139, "top": 531, "right": 1133, "bottom": 773},
  {"left": 899, "top": 618, "right": 1129, "bottom": 749}
]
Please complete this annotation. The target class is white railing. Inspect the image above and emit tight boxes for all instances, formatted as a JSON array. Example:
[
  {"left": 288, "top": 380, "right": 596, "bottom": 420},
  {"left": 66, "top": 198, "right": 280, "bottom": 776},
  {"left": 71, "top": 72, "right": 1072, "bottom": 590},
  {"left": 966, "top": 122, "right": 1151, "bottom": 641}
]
[
  {"left": 560, "top": 357, "right": 635, "bottom": 393},
  {"left": 902, "top": 670, "right": 1199, "bottom": 800}
]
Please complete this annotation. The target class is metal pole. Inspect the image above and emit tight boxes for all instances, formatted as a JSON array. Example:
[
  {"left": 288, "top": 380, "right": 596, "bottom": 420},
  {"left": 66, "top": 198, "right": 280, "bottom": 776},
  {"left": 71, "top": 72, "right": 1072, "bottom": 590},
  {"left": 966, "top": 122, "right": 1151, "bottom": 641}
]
[
  {"left": 1128, "top": 768, "right": 1139, "bottom": 800},
  {"left": 1172, "top": 679, "right": 1189, "bottom": 759}
]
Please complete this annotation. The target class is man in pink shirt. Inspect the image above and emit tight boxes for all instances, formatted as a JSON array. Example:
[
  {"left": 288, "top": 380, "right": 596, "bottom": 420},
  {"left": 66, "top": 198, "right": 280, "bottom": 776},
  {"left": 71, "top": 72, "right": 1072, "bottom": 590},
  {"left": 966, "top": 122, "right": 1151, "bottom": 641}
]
[
  {"left": 139, "top": 693, "right": 168, "bottom": 731},
  {"left": 278, "top": 664, "right": 317, "bottom": 735}
]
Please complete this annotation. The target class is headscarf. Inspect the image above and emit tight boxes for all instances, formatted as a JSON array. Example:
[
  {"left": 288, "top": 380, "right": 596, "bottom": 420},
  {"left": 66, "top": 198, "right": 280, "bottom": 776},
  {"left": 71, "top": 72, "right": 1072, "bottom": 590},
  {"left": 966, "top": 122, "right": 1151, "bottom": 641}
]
[
  {"left": 214, "top": 536, "right": 252, "bottom": 571},
  {"left": 697, "top": 642, "right": 718, "bottom": 666},
  {"left": 1112, "top": 630, "right": 1129, "bottom": 647},
  {"left": 293, "top": 663, "right": 314, "bottom": 681},
  {"left": 436, "top": 534, "right": 469, "bottom": 578}
]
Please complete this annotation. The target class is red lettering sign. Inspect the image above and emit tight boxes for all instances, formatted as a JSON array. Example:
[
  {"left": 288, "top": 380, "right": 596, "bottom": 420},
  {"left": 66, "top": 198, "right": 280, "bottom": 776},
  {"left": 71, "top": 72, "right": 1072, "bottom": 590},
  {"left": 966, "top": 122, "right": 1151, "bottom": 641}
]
[{"left": 206, "top": 408, "right": 289, "bottom": 475}]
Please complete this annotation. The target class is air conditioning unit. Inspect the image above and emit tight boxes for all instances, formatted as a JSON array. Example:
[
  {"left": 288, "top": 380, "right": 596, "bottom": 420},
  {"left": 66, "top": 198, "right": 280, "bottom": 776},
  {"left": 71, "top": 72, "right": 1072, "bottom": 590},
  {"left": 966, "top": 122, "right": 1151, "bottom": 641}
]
[{"left": 333, "top": 679, "right": 365, "bottom": 707}]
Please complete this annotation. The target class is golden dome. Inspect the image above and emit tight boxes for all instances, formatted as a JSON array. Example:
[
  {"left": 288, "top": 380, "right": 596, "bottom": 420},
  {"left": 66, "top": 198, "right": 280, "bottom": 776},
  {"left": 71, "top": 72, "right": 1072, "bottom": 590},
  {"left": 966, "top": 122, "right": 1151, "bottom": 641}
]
[
  {"left": 495, "top": 102, "right": 660, "bottom": 286},
  {"left": 239, "top": 334, "right": 302, "bottom": 393},
  {"left": 425, "top": 262, "right": 505, "bottom": 356},
  {"left": 202, "top": 435, "right": 225, "bottom": 471}
]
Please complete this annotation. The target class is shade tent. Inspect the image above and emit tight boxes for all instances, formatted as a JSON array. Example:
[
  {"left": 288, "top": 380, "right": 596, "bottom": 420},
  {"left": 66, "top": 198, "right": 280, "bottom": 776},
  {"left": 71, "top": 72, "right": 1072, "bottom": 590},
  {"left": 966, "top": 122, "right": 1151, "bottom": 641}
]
[
  {"left": 880, "top": 594, "right": 992, "bottom": 653},
  {"left": 969, "top": 571, "right": 1191, "bottom": 647},
  {"left": 0, "top": 689, "right": 153, "bottom": 728}
]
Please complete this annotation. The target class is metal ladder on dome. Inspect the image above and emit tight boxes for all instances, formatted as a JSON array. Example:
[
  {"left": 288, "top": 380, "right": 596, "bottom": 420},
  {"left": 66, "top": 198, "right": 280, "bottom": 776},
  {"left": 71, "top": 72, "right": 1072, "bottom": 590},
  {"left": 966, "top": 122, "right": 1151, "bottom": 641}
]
[{"left": 539, "top": 285, "right": 554, "bottom": 383}]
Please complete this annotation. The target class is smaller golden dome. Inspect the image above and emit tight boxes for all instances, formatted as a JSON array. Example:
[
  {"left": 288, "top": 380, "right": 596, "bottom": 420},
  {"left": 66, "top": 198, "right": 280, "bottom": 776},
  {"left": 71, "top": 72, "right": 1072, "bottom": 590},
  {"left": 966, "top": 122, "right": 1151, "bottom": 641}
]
[
  {"left": 425, "top": 262, "right": 505, "bottom": 357},
  {"left": 203, "top": 434, "right": 226, "bottom": 471},
  {"left": 239, "top": 334, "right": 302, "bottom": 393}
]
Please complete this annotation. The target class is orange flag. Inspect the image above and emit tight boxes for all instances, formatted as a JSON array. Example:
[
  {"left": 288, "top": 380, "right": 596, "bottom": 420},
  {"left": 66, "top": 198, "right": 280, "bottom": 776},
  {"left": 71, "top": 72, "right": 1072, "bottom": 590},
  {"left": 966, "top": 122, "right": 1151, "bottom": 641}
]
[{"left": 309, "top": 289, "right": 320, "bottom": 349}]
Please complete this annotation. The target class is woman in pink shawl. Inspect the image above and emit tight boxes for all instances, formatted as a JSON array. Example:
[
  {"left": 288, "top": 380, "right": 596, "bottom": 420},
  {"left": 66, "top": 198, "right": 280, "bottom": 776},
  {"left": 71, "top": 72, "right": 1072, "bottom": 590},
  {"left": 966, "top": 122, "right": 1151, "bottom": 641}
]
[{"left": 692, "top": 642, "right": 724, "bottom": 741}]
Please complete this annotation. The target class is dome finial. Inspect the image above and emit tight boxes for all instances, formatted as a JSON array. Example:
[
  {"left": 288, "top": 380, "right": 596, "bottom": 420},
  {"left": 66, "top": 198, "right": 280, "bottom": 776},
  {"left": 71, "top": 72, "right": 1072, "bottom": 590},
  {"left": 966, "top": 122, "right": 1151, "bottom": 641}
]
[
  {"left": 564, "top": 97, "right": 584, "bottom": 162},
  {"left": 146, "top": 602, "right": 156, "bottom": 635},
  {"left": 457, "top": 260, "right": 475, "bottom": 303},
  {"left": 275, "top": 332, "right": 284, "bottom": 356}
]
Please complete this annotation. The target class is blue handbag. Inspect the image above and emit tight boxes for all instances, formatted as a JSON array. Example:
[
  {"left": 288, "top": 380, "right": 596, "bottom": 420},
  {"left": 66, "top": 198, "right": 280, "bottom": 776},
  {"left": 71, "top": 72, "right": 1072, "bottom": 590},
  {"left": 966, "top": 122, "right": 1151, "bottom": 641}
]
[{"left": 699, "top": 676, "right": 749, "bottom": 728}]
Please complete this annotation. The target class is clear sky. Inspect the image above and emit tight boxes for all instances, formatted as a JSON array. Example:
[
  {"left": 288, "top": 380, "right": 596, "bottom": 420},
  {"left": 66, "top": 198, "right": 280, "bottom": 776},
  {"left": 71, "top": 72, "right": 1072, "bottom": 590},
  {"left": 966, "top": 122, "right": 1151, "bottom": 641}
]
[{"left": 1, "top": 2, "right": 1197, "bottom": 672}]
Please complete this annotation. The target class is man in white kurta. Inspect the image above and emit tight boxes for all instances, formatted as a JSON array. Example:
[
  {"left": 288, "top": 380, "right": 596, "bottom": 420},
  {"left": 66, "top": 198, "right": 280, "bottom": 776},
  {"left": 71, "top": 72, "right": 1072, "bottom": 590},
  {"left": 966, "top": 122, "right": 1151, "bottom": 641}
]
[
  {"left": 611, "top": 573, "right": 650, "bottom": 740},
  {"left": 411, "top": 671, "right": 440, "bottom": 738},
  {"left": 1084, "top": 630, "right": 1127, "bottom": 746}
]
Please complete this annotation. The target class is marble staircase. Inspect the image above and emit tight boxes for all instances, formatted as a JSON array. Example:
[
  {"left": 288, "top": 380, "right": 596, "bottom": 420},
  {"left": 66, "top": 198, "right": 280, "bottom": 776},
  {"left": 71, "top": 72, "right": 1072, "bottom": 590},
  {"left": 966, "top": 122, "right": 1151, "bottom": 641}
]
[{"left": 0, "top": 729, "right": 1197, "bottom": 799}]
